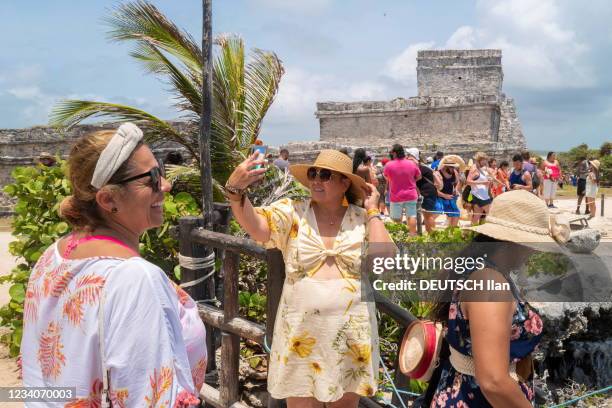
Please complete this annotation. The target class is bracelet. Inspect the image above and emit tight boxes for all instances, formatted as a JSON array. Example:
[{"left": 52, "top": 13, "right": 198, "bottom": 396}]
[
  {"left": 224, "top": 183, "right": 244, "bottom": 195},
  {"left": 366, "top": 208, "right": 381, "bottom": 217}
]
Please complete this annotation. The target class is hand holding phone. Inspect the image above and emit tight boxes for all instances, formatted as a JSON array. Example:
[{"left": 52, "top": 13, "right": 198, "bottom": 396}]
[{"left": 249, "top": 145, "right": 268, "bottom": 170}]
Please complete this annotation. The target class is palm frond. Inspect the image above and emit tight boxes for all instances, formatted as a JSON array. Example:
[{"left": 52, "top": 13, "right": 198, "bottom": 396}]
[
  {"left": 104, "top": 1, "right": 202, "bottom": 74},
  {"left": 130, "top": 42, "right": 201, "bottom": 114},
  {"left": 242, "top": 48, "right": 284, "bottom": 148},
  {"left": 49, "top": 100, "right": 200, "bottom": 163}
]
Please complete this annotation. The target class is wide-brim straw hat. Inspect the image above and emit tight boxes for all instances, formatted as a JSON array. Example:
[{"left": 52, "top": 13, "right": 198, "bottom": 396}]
[
  {"left": 466, "top": 190, "right": 570, "bottom": 252},
  {"left": 289, "top": 149, "right": 367, "bottom": 200},
  {"left": 590, "top": 159, "right": 601, "bottom": 170},
  {"left": 439, "top": 154, "right": 466, "bottom": 171},
  {"left": 399, "top": 320, "right": 444, "bottom": 382}
]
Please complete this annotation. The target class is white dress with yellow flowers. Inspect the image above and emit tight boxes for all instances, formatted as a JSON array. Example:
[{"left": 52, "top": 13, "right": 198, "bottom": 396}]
[{"left": 255, "top": 198, "right": 379, "bottom": 402}]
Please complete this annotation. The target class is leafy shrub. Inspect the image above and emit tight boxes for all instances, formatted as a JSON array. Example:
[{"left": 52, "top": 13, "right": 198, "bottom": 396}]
[
  {"left": 1, "top": 162, "right": 71, "bottom": 355},
  {"left": 0, "top": 161, "right": 199, "bottom": 356}
]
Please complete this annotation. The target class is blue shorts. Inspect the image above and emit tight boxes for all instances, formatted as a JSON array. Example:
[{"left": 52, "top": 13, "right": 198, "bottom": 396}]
[
  {"left": 390, "top": 200, "right": 417, "bottom": 220},
  {"left": 437, "top": 197, "right": 460, "bottom": 218}
]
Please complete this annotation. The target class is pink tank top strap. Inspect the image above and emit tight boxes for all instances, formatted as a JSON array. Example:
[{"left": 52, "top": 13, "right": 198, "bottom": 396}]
[{"left": 62, "top": 234, "right": 139, "bottom": 258}]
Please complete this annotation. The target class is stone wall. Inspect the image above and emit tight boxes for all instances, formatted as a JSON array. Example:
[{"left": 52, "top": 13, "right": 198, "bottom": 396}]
[
  {"left": 417, "top": 49, "right": 503, "bottom": 98},
  {"left": 0, "top": 122, "right": 190, "bottom": 187},
  {"left": 318, "top": 97, "right": 500, "bottom": 146}
]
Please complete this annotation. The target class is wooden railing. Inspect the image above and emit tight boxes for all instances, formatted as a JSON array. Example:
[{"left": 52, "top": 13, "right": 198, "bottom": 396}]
[{"left": 179, "top": 216, "right": 417, "bottom": 408}]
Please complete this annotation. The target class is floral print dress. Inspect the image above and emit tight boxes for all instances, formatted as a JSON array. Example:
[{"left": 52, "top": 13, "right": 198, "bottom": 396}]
[
  {"left": 21, "top": 238, "right": 207, "bottom": 407},
  {"left": 431, "top": 274, "right": 543, "bottom": 407},
  {"left": 255, "top": 198, "right": 379, "bottom": 402}
]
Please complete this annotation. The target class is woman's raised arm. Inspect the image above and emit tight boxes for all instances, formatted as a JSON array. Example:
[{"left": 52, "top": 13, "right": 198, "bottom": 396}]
[{"left": 225, "top": 154, "right": 270, "bottom": 242}]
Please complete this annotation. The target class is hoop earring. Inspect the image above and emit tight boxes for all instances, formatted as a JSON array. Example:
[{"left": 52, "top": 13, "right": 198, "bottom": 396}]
[{"left": 111, "top": 207, "right": 118, "bottom": 213}]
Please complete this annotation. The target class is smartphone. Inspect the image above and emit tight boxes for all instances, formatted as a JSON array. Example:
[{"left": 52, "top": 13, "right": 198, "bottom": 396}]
[{"left": 249, "top": 145, "right": 268, "bottom": 170}]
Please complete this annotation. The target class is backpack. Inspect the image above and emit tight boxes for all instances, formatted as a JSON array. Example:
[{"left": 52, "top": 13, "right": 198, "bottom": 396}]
[{"left": 531, "top": 170, "right": 540, "bottom": 189}]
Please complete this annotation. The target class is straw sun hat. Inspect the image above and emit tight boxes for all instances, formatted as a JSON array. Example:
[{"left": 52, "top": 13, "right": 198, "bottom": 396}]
[
  {"left": 466, "top": 190, "right": 570, "bottom": 250},
  {"left": 289, "top": 149, "right": 367, "bottom": 200},
  {"left": 590, "top": 159, "right": 601, "bottom": 170},
  {"left": 438, "top": 154, "right": 466, "bottom": 171}
]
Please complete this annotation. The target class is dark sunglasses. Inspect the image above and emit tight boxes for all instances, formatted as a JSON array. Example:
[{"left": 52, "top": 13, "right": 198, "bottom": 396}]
[
  {"left": 306, "top": 167, "right": 337, "bottom": 182},
  {"left": 117, "top": 166, "right": 165, "bottom": 192}
]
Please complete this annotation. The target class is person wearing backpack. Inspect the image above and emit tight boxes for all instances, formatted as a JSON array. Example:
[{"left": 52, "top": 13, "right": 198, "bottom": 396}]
[
  {"left": 509, "top": 154, "right": 533, "bottom": 192},
  {"left": 574, "top": 157, "right": 591, "bottom": 215},
  {"left": 408, "top": 148, "right": 439, "bottom": 232},
  {"left": 522, "top": 151, "right": 540, "bottom": 195},
  {"left": 437, "top": 161, "right": 461, "bottom": 228}
]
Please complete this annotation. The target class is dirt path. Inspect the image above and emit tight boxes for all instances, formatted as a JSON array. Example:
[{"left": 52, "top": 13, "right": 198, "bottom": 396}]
[{"left": 0, "top": 227, "right": 23, "bottom": 405}]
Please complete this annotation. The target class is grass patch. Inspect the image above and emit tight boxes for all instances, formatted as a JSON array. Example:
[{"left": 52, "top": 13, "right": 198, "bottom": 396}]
[{"left": 554, "top": 186, "right": 611, "bottom": 198}]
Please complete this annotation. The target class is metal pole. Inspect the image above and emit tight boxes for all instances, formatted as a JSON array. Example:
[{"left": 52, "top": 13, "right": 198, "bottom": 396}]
[
  {"left": 200, "top": 0, "right": 214, "bottom": 230},
  {"left": 601, "top": 193, "right": 605, "bottom": 217}
]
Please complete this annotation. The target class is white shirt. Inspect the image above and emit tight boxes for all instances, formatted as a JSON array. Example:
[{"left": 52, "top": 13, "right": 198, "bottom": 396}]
[{"left": 21, "top": 242, "right": 206, "bottom": 407}]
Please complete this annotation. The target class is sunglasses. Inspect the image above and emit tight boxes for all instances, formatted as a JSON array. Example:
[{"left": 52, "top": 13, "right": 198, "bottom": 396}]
[
  {"left": 118, "top": 166, "right": 165, "bottom": 192},
  {"left": 306, "top": 167, "right": 338, "bottom": 183}
]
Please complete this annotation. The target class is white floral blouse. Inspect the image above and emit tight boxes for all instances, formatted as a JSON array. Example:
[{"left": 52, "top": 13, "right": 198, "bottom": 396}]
[
  {"left": 255, "top": 198, "right": 379, "bottom": 402},
  {"left": 21, "top": 242, "right": 207, "bottom": 407}
]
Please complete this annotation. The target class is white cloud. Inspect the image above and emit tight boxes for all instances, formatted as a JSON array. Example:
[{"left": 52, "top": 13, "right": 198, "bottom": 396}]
[
  {"left": 8, "top": 86, "right": 44, "bottom": 100},
  {"left": 385, "top": 0, "right": 594, "bottom": 91},
  {"left": 384, "top": 41, "right": 435, "bottom": 87},
  {"left": 269, "top": 67, "right": 395, "bottom": 123},
  {"left": 445, "top": 26, "right": 478, "bottom": 49}
]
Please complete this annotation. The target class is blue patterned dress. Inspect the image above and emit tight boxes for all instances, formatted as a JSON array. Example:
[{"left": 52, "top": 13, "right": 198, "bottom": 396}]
[{"left": 430, "top": 275, "right": 543, "bottom": 407}]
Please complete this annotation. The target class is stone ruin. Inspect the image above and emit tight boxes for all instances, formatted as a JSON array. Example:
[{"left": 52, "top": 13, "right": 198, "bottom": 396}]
[{"left": 284, "top": 49, "right": 526, "bottom": 163}]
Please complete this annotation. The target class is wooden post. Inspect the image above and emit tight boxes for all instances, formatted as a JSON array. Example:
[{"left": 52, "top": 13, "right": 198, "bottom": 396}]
[
  {"left": 266, "top": 249, "right": 286, "bottom": 408},
  {"left": 416, "top": 198, "right": 423, "bottom": 235},
  {"left": 601, "top": 193, "right": 605, "bottom": 216},
  {"left": 200, "top": 0, "right": 214, "bottom": 230},
  {"left": 220, "top": 251, "right": 240, "bottom": 406},
  {"left": 179, "top": 217, "right": 216, "bottom": 374}
]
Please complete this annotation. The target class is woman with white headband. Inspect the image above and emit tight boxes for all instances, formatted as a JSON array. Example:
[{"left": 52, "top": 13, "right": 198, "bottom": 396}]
[{"left": 21, "top": 123, "right": 206, "bottom": 407}]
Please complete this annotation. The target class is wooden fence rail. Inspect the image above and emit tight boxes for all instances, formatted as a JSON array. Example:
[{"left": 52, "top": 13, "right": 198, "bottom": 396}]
[{"left": 179, "top": 217, "right": 417, "bottom": 408}]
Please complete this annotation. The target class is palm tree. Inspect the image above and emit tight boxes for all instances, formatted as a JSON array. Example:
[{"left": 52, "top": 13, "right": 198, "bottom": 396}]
[{"left": 50, "top": 0, "right": 283, "bottom": 189}]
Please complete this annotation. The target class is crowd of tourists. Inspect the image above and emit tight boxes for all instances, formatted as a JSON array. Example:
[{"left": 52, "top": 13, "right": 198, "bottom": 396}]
[
  {"left": 319, "top": 145, "right": 601, "bottom": 232},
  {"left": 19, "top": 123, "right": 585, "bottom": 408}
]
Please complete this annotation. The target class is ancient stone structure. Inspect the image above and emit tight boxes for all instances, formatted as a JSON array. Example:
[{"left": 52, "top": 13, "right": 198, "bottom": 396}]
[
  {"left": 0, "top": 122, "right": 190, "bottom": 188},
  {"left": 286, "top": 49, "right": 526, "bottom": 163}
]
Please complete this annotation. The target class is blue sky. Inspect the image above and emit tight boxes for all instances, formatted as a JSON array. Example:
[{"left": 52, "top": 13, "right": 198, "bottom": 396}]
[{"left": 1, "top": 0, "right": 611, "bottom": 151}]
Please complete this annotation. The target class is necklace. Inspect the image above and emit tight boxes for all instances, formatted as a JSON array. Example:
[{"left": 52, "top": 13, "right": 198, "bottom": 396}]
[{"left": 313, "top": 204, "right": 344, "bottom": 225}]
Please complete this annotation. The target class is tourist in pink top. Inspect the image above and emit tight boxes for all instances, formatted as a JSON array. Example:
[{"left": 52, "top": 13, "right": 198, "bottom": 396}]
[
  {"left": 383, "top": 144, "right": 421, "bottom": 233},
  {"left": 541, "top": 151, "right": 562, "bottom": 208}
]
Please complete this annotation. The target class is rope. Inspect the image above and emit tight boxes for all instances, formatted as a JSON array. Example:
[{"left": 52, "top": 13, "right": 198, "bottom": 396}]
[
  {"left": 546, "top": 385, "right": 612, "bottom": 408},
  {"left": 178, "top": 251, "right": 215, "bottom": 270},
  {"left": 263, "top": 334, "right": 272, "bottom": 354},
  {"left": 178, "top": 251, "right": 216, "bottom": 288},
  {"left": 379, "top": 355, "right": 409, "bottom": 408},
  {"left": 179, "top": 269, "right": 215, "bottom": 288}
]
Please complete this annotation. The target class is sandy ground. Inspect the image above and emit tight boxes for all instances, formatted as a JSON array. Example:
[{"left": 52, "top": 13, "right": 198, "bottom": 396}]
[{"left": 0, "top": 222, "right": 23, "bottom": 406}]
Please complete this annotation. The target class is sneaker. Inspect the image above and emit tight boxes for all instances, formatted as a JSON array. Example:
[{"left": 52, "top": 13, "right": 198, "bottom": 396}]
[{"left": 550, "top": 204, "right": 557, "bottom": 209}]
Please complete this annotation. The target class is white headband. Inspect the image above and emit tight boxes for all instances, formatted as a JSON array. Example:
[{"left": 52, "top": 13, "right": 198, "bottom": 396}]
[{"left": 91, "top": 122, "right": 144, "bottom": 189}]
